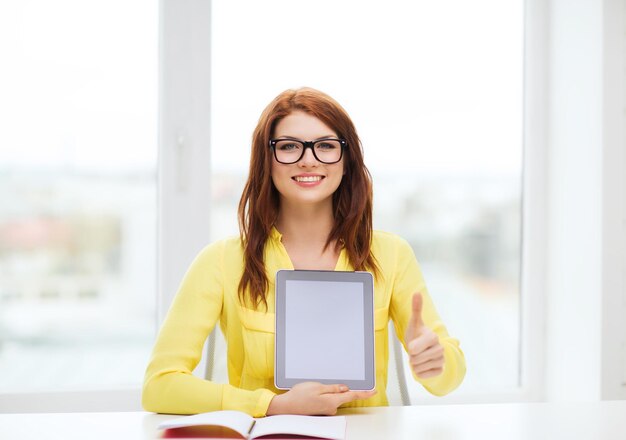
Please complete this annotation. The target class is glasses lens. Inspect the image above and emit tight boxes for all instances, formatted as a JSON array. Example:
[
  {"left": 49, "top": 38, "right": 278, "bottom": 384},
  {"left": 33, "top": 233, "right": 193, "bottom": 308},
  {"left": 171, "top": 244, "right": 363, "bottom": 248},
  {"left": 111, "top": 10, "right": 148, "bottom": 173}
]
[
  {"left": 272, "top": 139, "right": 343, "bottom": 164},
  {"left": 274, "top": 140, "right": 303, "bottom": 164},
  {"left": 314, "top": 140, "right": 342, "bottom": 163}
]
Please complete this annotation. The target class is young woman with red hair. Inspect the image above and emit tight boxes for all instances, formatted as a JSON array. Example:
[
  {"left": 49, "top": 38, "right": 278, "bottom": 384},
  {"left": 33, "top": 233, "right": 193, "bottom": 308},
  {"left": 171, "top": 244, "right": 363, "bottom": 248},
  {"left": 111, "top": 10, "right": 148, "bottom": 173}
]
[{"left": 142, "top": 88, "right": 466, "bottom": 416}]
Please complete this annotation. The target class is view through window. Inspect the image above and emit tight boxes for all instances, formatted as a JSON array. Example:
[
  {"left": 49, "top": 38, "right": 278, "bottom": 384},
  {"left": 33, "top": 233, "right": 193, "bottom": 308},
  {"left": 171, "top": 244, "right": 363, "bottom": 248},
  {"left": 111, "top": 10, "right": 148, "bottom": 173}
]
[
  {"left": 210, "top": 0, "right": 523, "bottom": 396},
  {"left": 0, "top": 0, "right": 157, "bottom": 392}
]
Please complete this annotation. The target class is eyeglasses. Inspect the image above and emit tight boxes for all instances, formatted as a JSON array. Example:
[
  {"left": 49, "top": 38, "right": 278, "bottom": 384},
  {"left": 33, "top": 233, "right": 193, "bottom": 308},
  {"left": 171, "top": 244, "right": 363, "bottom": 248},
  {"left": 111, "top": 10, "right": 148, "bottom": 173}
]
[{"left": 269, "top": 138, "right": 346, "bottom": 164}]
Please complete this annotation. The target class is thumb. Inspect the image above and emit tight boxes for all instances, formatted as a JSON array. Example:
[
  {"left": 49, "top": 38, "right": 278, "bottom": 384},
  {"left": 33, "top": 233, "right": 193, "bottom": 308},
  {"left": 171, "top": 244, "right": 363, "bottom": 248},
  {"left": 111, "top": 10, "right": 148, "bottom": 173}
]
[{"left": 408, "top": 292, "right": 425, "bottom": 334}]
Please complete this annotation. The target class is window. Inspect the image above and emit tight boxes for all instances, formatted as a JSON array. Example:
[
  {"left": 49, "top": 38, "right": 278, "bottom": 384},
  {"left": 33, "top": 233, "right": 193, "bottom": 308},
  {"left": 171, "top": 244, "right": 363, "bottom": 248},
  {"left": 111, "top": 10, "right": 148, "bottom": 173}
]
[
  {"left": 0, "top": 0, "right": 530, "bottom": 409},
  {"left": 210, "top": 0, "right": 523, "bottom": 398},
  {"left": 0, "top": 0, "right": 157, "bottom": 393}
]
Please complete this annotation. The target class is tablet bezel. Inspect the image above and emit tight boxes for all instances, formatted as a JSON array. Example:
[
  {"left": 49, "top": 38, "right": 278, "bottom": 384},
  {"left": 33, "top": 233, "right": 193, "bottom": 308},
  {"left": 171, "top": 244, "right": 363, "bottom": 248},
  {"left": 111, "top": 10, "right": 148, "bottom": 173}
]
[{"left": 274, "top": 269, "right": 376, "bottom": 391}]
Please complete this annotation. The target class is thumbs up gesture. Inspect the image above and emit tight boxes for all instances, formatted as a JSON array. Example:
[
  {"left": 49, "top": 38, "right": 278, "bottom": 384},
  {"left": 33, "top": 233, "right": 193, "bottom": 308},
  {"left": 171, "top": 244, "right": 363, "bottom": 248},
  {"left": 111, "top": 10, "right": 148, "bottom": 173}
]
[{"left": 404, "top": 292, "right": 445, "bottom": 379}]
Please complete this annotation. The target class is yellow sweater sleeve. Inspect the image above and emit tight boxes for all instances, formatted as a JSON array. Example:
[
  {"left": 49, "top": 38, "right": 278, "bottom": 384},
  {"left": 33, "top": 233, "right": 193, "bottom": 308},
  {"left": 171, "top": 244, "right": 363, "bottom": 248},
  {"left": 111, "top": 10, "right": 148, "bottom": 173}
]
[
  {"left": 389, "top": 236, "right": 466, "bottom": 396},
  {"left": 141, "top": 241, "right": 275, "bottom": 416}
]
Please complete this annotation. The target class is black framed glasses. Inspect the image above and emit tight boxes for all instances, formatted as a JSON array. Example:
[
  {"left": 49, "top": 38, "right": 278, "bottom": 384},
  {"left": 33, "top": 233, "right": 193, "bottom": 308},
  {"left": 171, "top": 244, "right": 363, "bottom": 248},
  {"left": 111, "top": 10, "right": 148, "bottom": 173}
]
[{"left": 269, "top": 138, "right": 346, "bottom": 164}]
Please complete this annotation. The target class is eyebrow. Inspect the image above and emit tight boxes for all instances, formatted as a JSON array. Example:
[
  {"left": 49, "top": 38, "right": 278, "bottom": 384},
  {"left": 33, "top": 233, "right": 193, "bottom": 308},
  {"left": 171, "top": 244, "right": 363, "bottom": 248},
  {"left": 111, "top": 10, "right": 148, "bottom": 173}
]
[{"left": 274, "top": 135, "right": 338, "bottom": 141}]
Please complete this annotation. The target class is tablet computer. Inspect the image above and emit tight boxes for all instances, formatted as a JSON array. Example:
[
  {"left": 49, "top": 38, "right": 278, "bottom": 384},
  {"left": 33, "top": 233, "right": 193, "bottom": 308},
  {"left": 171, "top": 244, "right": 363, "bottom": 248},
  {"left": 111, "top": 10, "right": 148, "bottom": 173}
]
[{"left": 274, "top": 269, "right": 375, "bottom": 391}]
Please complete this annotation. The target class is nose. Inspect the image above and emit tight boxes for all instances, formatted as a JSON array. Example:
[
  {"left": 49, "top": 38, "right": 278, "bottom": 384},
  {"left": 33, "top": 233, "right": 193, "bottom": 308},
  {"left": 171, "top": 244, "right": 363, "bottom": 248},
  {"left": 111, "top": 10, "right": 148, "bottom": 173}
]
[{"left": 298, "top": 145, "right": 319, "bottom": 167}]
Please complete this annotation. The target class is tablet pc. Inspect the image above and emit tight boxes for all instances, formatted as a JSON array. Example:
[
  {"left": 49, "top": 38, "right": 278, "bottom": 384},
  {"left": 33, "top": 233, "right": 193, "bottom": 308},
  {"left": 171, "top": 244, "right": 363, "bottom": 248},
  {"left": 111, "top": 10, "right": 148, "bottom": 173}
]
[{"left": 274, "top": 269, "right": 375, "bottom": 391}]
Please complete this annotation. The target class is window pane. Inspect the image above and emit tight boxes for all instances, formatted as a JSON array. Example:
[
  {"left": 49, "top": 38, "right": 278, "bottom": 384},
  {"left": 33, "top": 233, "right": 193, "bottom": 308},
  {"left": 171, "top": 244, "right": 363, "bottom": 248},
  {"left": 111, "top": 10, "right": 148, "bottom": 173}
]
[
  {"left": 211, "top": 0, "right": 523, "bottom": 396},
  {"left": 0, "top": 0, "right": 157, "bottom": 392}
]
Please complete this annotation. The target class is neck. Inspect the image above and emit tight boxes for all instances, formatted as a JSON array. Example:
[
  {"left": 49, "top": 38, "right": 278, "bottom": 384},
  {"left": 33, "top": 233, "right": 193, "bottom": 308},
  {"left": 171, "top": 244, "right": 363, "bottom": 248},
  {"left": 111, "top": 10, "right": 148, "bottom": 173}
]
[{"left": 275, "top": 199, "right": 335, "bottom": 246}]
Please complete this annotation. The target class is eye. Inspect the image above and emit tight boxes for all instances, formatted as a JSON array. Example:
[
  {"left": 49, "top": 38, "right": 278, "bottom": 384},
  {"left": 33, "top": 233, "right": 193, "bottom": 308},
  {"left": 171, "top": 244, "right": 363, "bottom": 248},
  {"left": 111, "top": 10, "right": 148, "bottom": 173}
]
[
  {"left": 316, "top": 141, "right": 339, "bottom": 150},
  {"left": 276, "top": 141, "right": 301, "bottom": 152}
]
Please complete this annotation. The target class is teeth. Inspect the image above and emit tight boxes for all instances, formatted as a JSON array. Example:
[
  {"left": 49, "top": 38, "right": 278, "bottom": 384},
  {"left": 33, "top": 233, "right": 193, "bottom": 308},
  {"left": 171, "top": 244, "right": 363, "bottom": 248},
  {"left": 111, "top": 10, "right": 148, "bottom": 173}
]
[{"left": 294, "top": 176, "right": 322, "bottom": 182}]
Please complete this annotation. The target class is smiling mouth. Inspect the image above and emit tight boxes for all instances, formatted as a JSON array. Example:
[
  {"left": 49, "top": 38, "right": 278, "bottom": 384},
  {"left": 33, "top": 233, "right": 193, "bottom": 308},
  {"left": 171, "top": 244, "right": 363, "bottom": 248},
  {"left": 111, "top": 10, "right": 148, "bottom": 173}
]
[{"left": 292, "top": 176, "right": 324, "bottom": 182}]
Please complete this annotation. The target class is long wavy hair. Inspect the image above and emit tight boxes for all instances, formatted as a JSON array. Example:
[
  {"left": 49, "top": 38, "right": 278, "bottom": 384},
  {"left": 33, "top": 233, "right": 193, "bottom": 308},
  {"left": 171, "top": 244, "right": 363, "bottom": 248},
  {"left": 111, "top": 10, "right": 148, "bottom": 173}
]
[{"left": 237, "top": 87, "right": 380, "bottom": 309}]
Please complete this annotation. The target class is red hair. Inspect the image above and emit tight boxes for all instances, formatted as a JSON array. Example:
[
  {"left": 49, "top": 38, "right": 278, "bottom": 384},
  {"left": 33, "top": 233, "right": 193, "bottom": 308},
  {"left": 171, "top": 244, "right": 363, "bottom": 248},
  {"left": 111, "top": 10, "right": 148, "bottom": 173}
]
[{"left": 238, "top": 87, "right": 380, "bottom": 309}]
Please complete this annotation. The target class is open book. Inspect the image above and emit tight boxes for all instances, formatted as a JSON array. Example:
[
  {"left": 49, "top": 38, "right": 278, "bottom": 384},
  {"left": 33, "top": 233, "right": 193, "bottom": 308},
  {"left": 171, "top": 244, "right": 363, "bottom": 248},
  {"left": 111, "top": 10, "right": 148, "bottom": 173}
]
[{"left": 158, "top": 410, "right": 346, "bottom": 440}]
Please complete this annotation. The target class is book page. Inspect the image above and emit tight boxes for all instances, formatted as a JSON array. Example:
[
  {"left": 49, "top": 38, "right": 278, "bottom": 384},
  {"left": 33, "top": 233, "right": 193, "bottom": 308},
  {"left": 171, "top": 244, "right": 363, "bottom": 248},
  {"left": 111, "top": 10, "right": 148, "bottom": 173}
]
[
  {"left": 158, "top": 410, "right": 253, "bottom": 438},
  {"left": 250, "top": 415, "right": 346, "bottom": 440}
]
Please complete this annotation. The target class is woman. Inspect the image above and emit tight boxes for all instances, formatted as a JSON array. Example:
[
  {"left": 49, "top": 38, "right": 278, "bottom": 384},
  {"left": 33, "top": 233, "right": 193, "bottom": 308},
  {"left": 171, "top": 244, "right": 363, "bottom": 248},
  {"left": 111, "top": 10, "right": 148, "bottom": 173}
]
[{"left": 142, "top": 88, "right": 466, "bottom": 417}]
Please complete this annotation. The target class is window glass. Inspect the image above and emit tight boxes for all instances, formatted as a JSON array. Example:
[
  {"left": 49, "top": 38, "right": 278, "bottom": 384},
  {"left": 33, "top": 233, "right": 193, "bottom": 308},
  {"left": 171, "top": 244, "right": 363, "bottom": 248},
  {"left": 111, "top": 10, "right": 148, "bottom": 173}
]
[
  {"left": 0, "top": 0, "right": 157, "bottom": 392},
  {"left": 211, "top": 0, "right": 523, "bottom": 395}
]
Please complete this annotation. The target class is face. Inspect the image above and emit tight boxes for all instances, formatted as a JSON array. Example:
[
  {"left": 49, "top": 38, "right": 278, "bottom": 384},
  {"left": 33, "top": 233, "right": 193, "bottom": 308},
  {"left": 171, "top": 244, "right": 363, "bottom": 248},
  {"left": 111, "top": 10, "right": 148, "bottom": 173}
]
[{"left": 271, "top": 110, "right": 344, "bottom": 208}]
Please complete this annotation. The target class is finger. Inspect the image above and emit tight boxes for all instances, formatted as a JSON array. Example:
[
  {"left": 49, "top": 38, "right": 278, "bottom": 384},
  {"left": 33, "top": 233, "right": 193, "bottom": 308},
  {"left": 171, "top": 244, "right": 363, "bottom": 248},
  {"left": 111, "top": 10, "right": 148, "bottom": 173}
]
[
  {"left": 407, "top": 330, "right": 438, "bottom": 355},
  {"left": 319, "top": 383, "right": 349, "bottom": 394},
  {"left": 333, "top": 389, "right": 377, "bottom": 406},
  {"left": 410, "top": 343, "right": 444, "bottom": 364},
  {"left": 349, "top": 389, "right": 377, "bottom": 400},
  {"left": 408, "top": 293, "right": 425, "bottom": 335},
  {"left": 412, "top": 356, "right": 445, "bottom": 374},
  {"left": 415, "top": 367, "right": 444, "bottom": 379}
]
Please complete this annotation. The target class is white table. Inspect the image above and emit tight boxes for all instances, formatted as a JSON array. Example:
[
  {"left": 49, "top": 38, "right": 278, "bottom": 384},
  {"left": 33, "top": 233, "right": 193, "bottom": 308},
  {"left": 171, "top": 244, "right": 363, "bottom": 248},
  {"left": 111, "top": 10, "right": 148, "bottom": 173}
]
[{"left": 1, "top": 401, "right": 625, "bottom": 439}]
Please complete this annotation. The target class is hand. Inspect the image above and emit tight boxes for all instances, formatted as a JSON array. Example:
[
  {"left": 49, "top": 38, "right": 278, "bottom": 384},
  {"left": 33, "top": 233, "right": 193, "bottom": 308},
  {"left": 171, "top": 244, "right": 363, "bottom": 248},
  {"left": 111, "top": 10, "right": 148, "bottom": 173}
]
[
  {"left": 405, "top": 292, "right": 445, "bottom": 379},
  {"left": 266, "top": 382, "right": 377, "bottom": 416}
]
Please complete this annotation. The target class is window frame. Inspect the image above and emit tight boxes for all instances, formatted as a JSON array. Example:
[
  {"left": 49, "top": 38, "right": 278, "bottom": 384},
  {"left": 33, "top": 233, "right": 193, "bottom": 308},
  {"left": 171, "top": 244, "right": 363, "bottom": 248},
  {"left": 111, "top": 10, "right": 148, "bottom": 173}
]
[{"left": 600, "top": 0, "right": 626, "bottom": 400}]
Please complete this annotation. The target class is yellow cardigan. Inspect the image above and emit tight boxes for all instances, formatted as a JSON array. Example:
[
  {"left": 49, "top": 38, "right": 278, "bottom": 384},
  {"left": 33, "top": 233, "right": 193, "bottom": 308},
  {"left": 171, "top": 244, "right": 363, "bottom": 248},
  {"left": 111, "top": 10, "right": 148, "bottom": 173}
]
[{"left": 142, "top": 228, "right": 466, "bottom": 416}]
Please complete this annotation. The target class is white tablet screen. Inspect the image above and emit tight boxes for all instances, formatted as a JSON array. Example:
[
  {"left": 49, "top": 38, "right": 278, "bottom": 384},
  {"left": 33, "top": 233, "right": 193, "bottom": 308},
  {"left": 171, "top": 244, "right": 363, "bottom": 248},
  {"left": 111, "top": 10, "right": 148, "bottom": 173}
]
[{"left": 284, "top": 280, "right": 365, "bottom": 380}]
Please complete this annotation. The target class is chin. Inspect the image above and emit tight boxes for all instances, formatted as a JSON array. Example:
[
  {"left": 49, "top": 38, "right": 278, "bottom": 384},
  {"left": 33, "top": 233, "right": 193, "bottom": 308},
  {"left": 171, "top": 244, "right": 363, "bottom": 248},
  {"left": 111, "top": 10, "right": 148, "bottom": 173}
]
[{"left": 284, "top": 191, "right": 334, "bottom": 206}]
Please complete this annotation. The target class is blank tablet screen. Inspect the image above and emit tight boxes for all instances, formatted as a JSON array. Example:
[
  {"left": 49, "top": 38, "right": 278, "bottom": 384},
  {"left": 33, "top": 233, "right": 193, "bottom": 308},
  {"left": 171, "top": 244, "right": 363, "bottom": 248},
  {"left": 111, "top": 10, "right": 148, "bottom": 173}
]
[
  {"left": 274, "top": 270, "right": 375, "bottom": 390},
  {"left": 285, "top": 280, "right": 365, "bottom": 380}
]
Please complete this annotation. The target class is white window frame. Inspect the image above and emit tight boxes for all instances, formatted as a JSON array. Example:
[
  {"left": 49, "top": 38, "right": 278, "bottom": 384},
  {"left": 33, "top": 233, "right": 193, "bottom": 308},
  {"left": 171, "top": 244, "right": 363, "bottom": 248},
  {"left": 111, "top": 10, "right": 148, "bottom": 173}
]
[
  {"left": 599, "top": 0, "right": 625, "bottom": 400},
  {"left": 542, "top": 0, "right": 625, "bottom": 402},
  {"left": 157, "top": 0, "right": 213, "bottom": 320},
  {"left": 2, "top": 0, "right": 624, "bottom": 413}
]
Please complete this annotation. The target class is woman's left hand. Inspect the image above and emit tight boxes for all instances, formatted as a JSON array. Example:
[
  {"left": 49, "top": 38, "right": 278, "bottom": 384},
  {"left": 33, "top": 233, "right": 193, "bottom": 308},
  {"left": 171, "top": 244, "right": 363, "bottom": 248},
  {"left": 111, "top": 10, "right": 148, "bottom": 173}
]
[{"left": 404, "top": 292, "right": 445, "bottom": 379}]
